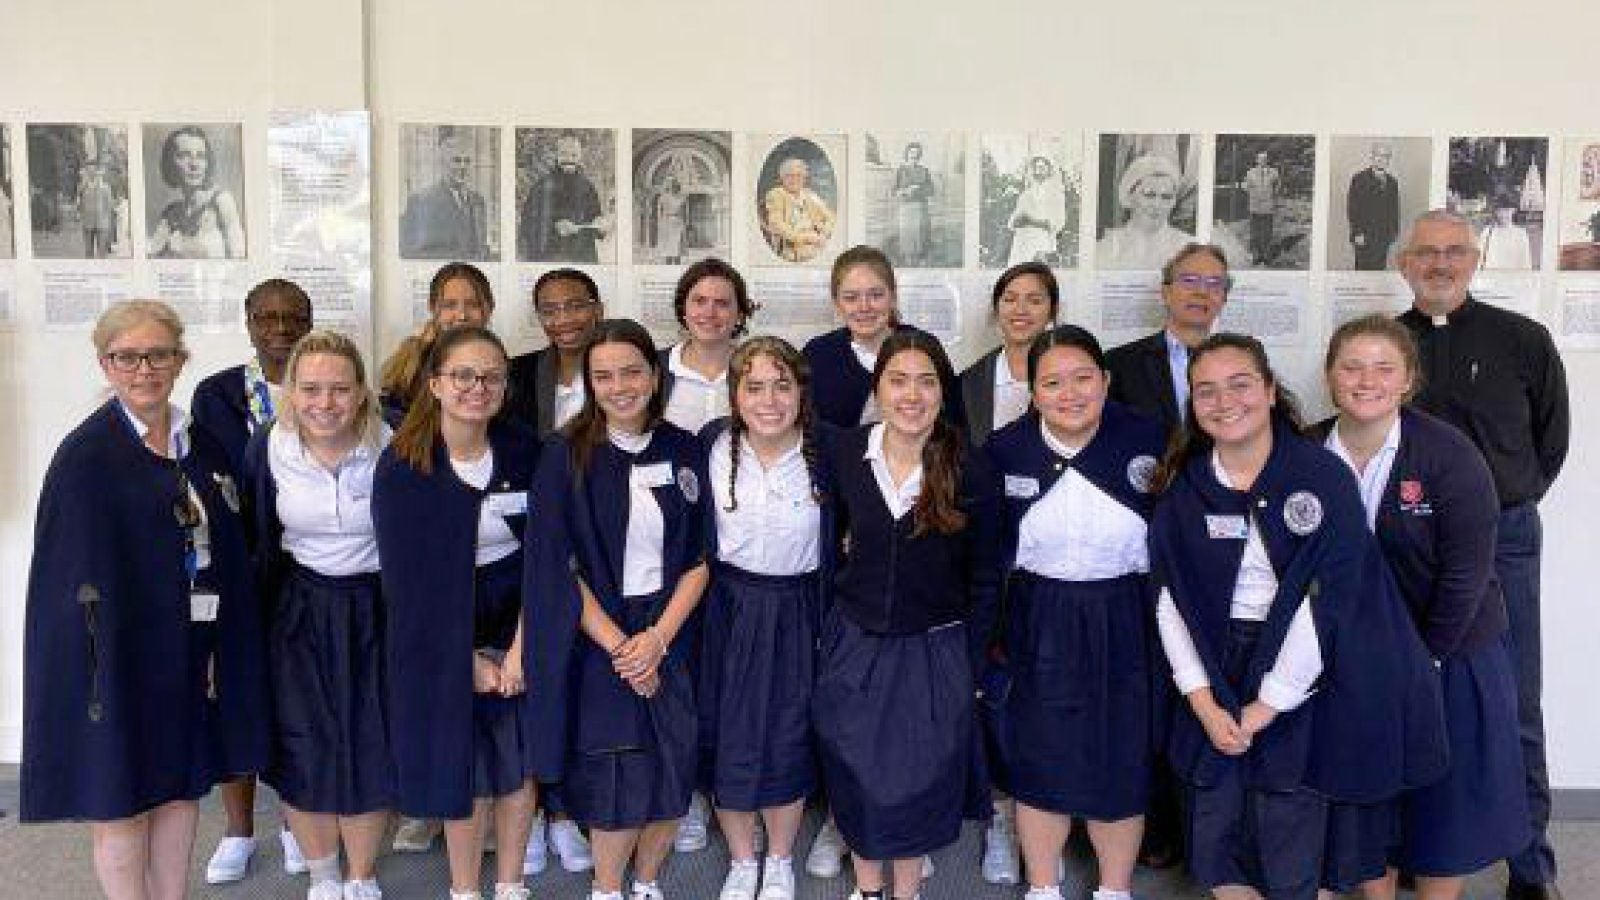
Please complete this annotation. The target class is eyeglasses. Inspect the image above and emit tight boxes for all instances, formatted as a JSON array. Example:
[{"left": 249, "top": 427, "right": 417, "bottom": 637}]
[
  {"left": 536, "top": 299, "right": 597, "bottom": 320},
  {"left": 1406, "top": 245, "right": 1476, "bottom": 264},
  {"left": 103, "top": 347, "right": 181, "bottom": 372},
  {"left": 1192, "top": 375, "right": 1263, "bottom": 406},
  {"left": 248, "top": 311, "right": 312, "bottom": 329},
  {"left": 1171, "top": 273, "right": 1231, "bottom": 293},
  {"left": 440, "top": 367, "right": 508, "bottom": 392}
]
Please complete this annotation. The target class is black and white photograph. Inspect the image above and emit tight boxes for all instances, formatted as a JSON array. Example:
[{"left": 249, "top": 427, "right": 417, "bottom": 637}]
[
  {"left": 862, "top": 132, "right": 963, "bottom": 268},
  {"left": 751, "top": 133, "right": 844, "bottom": 266},
  {"left": 1326, "top": 136, "right": 1430, "bottom": 271},
  {"left": 631, "top": 129, "right": 731, "bottom": 266},
  {"left": 1094, "top": 133, "right": 1200, "bottom": 270},
  {"left": 979, "top": 134, "right": 1083, "bottom": 269},
  {"left": 27, "top": 123, "right": 132, "bottom": 259},
  {"left": 1559, "top": 138, "right": 1600, "bottom": 271},
  {"left": 141, "top": 123, "right": 247, "bottom": 260},
  {"left": 398, "top": 123, "right": 499, "bottom": 262},
  {"left": 1212, "top": 134, "right": 1314, "bottom": 271},
  {"left": 516, "top": 127, "right": 616, "bottom": 265},
  {"left": 1, "top": 125, "right": 14, "bottom": 259},
  {"left": 1447, "top": 135, "right": 1548, "bottom": 270}
]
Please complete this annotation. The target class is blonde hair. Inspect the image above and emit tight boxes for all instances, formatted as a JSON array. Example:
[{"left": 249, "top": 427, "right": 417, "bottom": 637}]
[
  {"left": 279, "top": 329, "right": 386, "bottom": 449},
  {"left": 92, "top": 299, "right": 188, "bottom": 357}
]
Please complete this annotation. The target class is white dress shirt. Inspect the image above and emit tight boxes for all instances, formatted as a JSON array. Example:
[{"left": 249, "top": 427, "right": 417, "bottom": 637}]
[
  {"left": 1324, "top": 417, "right": 1402, "bottom": 530},
  {"left": 992, "top": 352, "right": 1032, "bottom": 433},
  {"left": 1013, "top": 422, "right": 1149, "bottom": 580},
  {"left": 662, "top": 343, "right": 730, "bottom": 433},
  {"left": 269, "top": 424, "right": 385, "bottom": 576},
  {"left": 553, "top": 377, "right": 586, "bottom": 431},
  {"left": 863, "top": 423, "right": 923, "bottom": 519},
  {"left": 450, "top": 447, "right": 521, "bottom": 566},
  {"left": 614, "top": 429, "right": 666, "bottom": 598},
  {"left": 709, "top": 430, "right": 820, "bottom": 575},
  {"left": 852, "top": 341, "right": 882, "bottom": 425},
  {"left": 1154, "top": 450, "right": 1324, "bottom": 713}
]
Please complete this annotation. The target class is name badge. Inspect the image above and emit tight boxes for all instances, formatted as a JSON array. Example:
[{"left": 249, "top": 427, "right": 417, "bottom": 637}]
[
  {"left": 633, "top": 462, "right": 673, "bottom": 488},
  {"left": 1205, "top": 515, "right": 1249, "bottom": 540},
  {"left": 1004, "top": 475, "right": 1040, "bottom": 499},
  {"left": 485, "top": 491, "right": 528, "bottom": 517},
  {"left": 190, "top": 592, "right": 220, "bottom": 623}
]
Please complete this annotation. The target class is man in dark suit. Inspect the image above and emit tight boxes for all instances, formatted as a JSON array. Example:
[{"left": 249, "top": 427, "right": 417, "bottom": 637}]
[
  {"left": 1347, "top": 142, "right": 1401, "bottom": 270},
  {"left": 399, "top": 130, "right": 491, "bottom": 260},
  {"left": 1106, "top": 242, "right": 1231, "bottom": 435}
]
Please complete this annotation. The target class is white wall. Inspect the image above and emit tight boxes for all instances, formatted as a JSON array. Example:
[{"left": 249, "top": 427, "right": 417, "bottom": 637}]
[{"left": 3, "top": 0, "right": 1598, "bottom": 791}]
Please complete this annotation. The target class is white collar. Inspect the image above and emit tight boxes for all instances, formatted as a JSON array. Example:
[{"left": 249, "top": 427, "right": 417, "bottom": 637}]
[
  {"left": 119, "top": 401, "right": 191, "bottom": 459},
  {"left": 609, "top": 427, "right": 652, "bottom": 454},
  {"left": 849, "top": 339, "right": 879, "bottom": 372},
  {"left": 668, "top": 342, "right": 729, "bottom": 387},
  {"left": 1327, "top": 414, "right": 1402, "bottom": 467},
  {"left": 994, "top": 350, "right": 1023, "bottom": 387},
  {"left": 1039, "top": 419, "right": 1082, "bottom": 459}
]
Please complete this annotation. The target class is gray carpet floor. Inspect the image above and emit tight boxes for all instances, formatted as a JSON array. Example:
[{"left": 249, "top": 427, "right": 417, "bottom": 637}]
[{"left": 1, "top": 771, "right": 1593, "bottom": 899}]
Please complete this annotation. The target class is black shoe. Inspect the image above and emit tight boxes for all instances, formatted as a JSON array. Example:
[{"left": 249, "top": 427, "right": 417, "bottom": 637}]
[{"left": 1506, "top": 881, "right": 1563, "bottom": 900}]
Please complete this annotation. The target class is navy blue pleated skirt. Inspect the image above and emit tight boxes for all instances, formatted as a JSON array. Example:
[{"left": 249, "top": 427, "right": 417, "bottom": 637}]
[
  {"left": 813, "top": 610, "right": 988, "bottom": 860},
  {"left": 698, "top": 563, "right": 818, "bottom": 812},
  {"left": 1003, "top": 570, "right": 1150, "bottom": 821},
  {"left": 471, "top": 553, "right": 532, "bottom": 800},
  {"left": 565, "top": 589, "right": 698, "bottom": 830},
  {"left": 1185, "top": 620, "right": 1327, "bottom": 899},
  {"left": 264, "top": 564, "right": 396, "bottom": 815}
]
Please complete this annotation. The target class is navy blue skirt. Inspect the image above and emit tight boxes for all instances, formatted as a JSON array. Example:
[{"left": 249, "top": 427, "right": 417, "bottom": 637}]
[
  {"left": 698, "top": 563, "right": 818, "bottom": 812},
  {"left": 565, "top": 589, "right": 698, "bottom": 830},
  {"left": 264, "top": 565, "right": 396, "bottom": 815},
  {"left": 471, "top": 553, "right": 532, "bottom": 800},
  {"left": 813, "top": 610, "right": 987, "bottom": 860},
  {"left": 1003, "top": 571, "right": 1150, "bottom": 821},
  {"left": 1185, "top": 620, "right": 1327, "bottom": 899}
]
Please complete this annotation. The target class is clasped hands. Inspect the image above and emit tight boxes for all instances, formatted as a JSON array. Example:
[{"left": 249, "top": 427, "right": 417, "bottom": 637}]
[
  {"left": 1192, "top": 691, "right": 1279, "bottom": 757},
  {"left": 610, "top": 627, "right": 669, "bottom": 699}
]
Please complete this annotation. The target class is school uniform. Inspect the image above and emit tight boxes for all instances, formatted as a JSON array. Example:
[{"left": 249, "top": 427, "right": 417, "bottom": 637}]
[
  {"left": 811, "top": 423, "right": 1003, "bottom": 860},
  {"left": 1315, "top": 408, "right": 1529, "bottom": 885},
  {"left": 372, "top": 419, "right": 540, "bottom": 819},
  {"left": 958, "top": 347, "right": 1032, "bottom": 449},
  {"left": 505, "top": 346, "right": 589, "bottom": 440},
  {"left": 21, "top": 400, "right": 267, "bottom": 822},
  {"left": 524, "top": 422, "right": 707, "bottom": 830},
  {"left": 193, "top": 358, "right": 279, "bottom": 478},
  {"left": 244, "top": 421, "right": 395, "bottom": 815},
  {"left": 1150, "top": 420, "right": 1448, "bottom": 899},
  {"left": 660, "top": 343, "right": 731, "bottom": 434},
  {"left": 802, "top": 325, "right": 966, "bottom": 430},
  {"left": 983, "top": 403, "right": 1165, "bottom": 821},
  {"left": 696, "top": 420, "right": 834, "bottom": 812}
]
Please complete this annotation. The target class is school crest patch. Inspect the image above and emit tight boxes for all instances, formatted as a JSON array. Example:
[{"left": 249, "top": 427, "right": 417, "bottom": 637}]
[
  {"left": 1127, "top": 455, "right": 1158, "bottom": 493},
  {"left": 677, "top": 466, "right": 700, "bottom": 503},
  {"left": 1283, "top": 490, "right": 1323, "bottom": 536}
]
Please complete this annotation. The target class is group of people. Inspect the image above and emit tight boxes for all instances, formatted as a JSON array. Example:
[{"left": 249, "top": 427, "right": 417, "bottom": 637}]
[{"left": 20, "top": 207, "right": 1568, "bottom": 900}]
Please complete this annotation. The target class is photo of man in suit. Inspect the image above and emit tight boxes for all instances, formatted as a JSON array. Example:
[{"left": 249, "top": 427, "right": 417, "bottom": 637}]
[
  {"left": 399, "top": 128, "right": 492, "bottom": 261},
  {"left": 1347, "top": 142, "right": 1401, "bottom": 270}
]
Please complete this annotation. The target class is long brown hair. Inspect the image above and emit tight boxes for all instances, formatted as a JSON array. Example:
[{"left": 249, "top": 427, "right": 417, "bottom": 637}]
[
  {"left": 1153, "top": 332, "right": 1304, "bottom": 492},
  {"left": 722, "top": 336, "right": 821, "bottom": 511},
  {"left": 564, "top": 319, "right": 665, "bottom": 475},
  {"left": 872, "top": 330, "right": 966, "bottom": 536},
  {"left": 379, "top": 262, "right": 496, "bottom": 406},
  {"left": 390, "top": 325, "right": 508, "bottom": 474}
]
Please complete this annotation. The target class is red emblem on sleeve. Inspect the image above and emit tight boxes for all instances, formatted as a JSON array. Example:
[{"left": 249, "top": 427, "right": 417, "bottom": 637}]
[{"left": 1399, "top": 480, "right": 1423, "bottom": 504}]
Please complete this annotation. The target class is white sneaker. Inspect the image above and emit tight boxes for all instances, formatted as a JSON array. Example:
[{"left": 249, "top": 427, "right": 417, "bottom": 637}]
[
  {"left": 549, "top": 818, "right": 595, "bottom": 872},
  {"left": 282, "top": 828, "right": 309, "bottom": 875},
  {"left": 523, "top": 813, "right": 548, "bottom": 876},
  {"left": 391, "top": 817, "right": 441, "bottom": 852},
  {"left": 757, "top": 857, "right": 795, "bottom": 900},
  {"left": 674, "top": 793, "right": 709, "bottom": 852},
  {"left": 343, "top": 879, "right": 383, "bottom": 900},
  {"left": 307, "top": 882, "right": 344, "bottom": 900},
  {"left": 981, "top": 815, "right": 1020, "bottom": 884},
  {"left": 1024, "top": 888, "right": 1064, "bottom": 900},
  {"left": 492, "top": 884, "right": 531, "bottom": 900},
  {"left": 205, "top": 835, "right": 257, "bottom": 884},
  {"left": 804, "top": 819, "right": 845, "bottom": 878},
  {"left": 719, "top": 860, "right": 760, "bottom": 900},
  {"left": 630, "top": 880, "right": 666, "bottom": 900}
]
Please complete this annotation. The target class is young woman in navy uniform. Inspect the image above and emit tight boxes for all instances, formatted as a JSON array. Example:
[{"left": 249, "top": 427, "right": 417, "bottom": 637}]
[
  {"left": 699, "top": 336, "right": 830, "bottom": 900},
  {"left": 245, "top": 329, "right": 393, "bottom": 900},
  {"left": 981, "top": 325, "right": 1167, "bottom": 900},
  {"left": 22, "top": 300, "right": 267, "bottom": 900},
  {"left": 523, "top": 319, "right": 710, "bottom": 900},
  {"left": 812, "top": 330, "right": 1002, "bottom": 900},
  {"left": 1149, "top": 333, "right": 1448, "bottom": 900},
  {"left": 1316, "top": 315, "right": 1529, "bottom": 900},
  {"left": 373, "top": 326, "right": 541, "bottom": 900}
]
